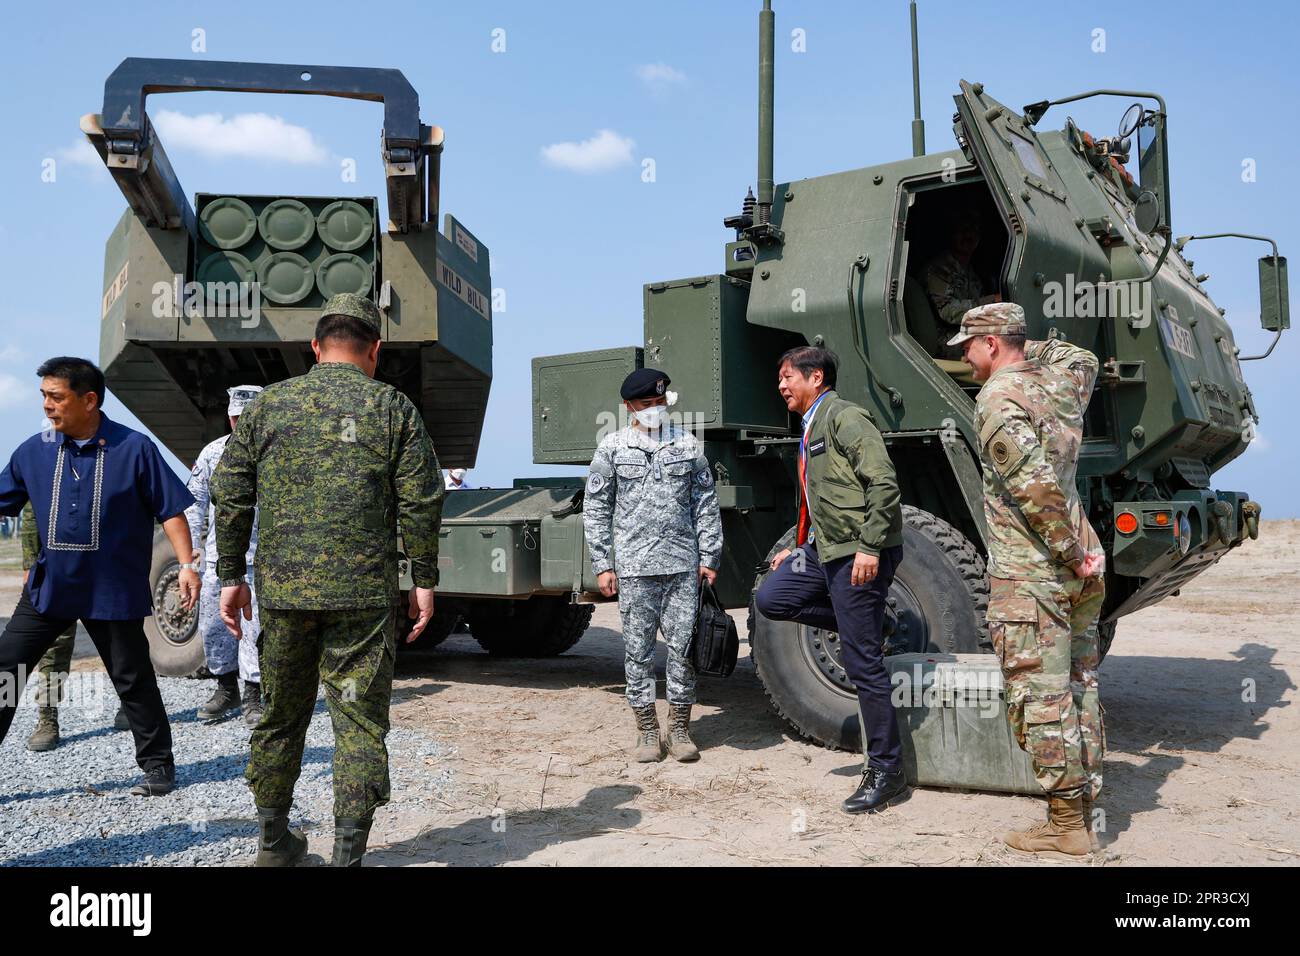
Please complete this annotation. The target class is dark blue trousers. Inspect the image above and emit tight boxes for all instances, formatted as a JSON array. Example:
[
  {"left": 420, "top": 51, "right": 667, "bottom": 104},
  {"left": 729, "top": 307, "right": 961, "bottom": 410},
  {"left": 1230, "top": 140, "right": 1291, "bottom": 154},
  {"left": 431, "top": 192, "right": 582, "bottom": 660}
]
[{"left": 755, "top": 542, "right": 904, "bottom": 772}]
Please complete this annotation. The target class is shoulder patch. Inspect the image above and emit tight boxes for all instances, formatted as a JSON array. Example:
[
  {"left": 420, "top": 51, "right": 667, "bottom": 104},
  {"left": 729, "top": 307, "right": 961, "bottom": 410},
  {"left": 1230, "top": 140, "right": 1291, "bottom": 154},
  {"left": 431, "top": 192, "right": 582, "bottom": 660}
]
[
  {"left": 695, "top": 468, "right": 714, "bottom": 488},
  {"left": 982, "top": 422, "right": 1029, "bottom": 479},
  {"left": 586, "top": 472, "right": 607, "bottom": 494},
  {"left": 990, "top": 437, "right": 1012, "bottom": 466}
]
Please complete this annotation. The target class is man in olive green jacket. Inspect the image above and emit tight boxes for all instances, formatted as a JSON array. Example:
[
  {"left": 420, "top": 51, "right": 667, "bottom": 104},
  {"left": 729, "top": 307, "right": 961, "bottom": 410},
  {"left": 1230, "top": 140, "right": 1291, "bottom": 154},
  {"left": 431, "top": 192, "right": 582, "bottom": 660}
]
[{"left": 755, "top": 346, "right": 908, "bottom": 814}]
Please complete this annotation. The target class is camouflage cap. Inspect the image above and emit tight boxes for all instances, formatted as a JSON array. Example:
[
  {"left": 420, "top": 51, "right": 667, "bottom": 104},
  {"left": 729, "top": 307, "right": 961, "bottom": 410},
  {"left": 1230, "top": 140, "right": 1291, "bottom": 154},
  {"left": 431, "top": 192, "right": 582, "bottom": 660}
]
[
  {"left": 946, "top": 301, "right": 1026, "bottom": 346},
  {"left": 321, "top": 292, "right": 382, "bottom": 333}
]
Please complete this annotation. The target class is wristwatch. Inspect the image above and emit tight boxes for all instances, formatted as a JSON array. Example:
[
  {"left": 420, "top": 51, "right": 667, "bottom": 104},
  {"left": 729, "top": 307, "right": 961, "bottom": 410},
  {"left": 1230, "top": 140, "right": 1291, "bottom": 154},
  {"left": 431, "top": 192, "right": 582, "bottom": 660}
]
[
  {"left": 179, "top": 562, "right": 201, "bottom": 572},
  {"left": 219, "top": 577, "right": 247, "bottom": 588}
]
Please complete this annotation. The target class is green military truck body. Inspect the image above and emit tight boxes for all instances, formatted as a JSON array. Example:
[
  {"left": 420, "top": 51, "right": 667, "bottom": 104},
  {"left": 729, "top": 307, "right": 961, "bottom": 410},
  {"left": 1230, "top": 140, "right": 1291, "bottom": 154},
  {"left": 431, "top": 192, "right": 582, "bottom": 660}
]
[
  {"left": 430, "top": 4, "right": 1284, "bottom": 751},
  {"left": 88, "top": 58, "right": 495, "bottom": 675}
]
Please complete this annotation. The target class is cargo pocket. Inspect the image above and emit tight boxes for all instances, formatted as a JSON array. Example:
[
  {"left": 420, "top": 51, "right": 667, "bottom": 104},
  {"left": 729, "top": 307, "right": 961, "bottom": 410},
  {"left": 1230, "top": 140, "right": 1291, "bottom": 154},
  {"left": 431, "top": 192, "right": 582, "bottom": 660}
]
[
  {"left": 818, "top": 475, "right": 867, "bottom": 509},
  {"left": 986, "top": 579, "right": 1040, "bottom": 681},
  {"left": 1021, "top": 696, "right": 1069, "bottom": 785}
]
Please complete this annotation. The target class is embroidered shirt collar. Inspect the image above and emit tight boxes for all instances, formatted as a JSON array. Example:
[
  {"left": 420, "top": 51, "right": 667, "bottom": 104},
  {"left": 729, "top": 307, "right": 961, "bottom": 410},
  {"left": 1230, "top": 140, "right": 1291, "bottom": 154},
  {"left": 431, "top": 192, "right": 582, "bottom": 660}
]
[{"left": 60, "top": 412, "right": 112, "bottom": 450}]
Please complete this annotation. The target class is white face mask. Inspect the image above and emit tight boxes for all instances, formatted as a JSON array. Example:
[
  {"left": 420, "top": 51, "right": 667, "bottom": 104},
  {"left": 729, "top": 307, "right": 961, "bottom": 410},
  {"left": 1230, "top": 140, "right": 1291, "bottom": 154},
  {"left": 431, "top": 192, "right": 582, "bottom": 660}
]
[{"left": 632, "top": 405, "right": 668, "bottom": 429}]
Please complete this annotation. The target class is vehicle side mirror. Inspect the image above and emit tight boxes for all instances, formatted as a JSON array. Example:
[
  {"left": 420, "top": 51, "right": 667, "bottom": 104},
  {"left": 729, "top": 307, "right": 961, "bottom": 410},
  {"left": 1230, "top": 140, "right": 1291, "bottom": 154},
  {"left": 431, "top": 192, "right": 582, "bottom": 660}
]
[
  {"left": 1133, "top": 190, "right": 1163, "bottom": 235},
  {"left": 1260, "top": 255, "right": 1290, "bottom": 332}
]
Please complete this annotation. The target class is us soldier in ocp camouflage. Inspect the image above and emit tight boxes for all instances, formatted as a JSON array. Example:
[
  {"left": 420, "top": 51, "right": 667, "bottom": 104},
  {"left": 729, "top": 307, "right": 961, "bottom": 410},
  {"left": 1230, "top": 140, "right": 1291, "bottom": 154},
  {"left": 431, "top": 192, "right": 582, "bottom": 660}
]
[
  {"left": 212, "top": 292, "right": 443, "bottom": 867},
  {"left": 950, "top": 301, "right": 1106, "bottom": 858},
  {"left": 924, "top": 205, "right": 1000, "bottom": 359},
  {"left": 583, "top": 368, "right": 723, "bottom": 763}
]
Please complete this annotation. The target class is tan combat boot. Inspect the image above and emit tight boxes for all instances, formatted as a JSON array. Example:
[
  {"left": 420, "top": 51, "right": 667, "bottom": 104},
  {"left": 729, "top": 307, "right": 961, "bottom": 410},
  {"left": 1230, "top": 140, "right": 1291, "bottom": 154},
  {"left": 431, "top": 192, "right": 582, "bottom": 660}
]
[
  {"left": 631, "top": 705, "right": 664, "bottom": 762},
  {"left": 26, "top": 707, "right": 60, "bottom": 752},
  {"left": 1082, "top": 793, "right": 1101, "bottom": 852},
  {"left": 1003, "top": 794, "right": 1091, "bottom": 857},
  {"left": 666, "top": 703, "right": 700, "bottom": 762}
]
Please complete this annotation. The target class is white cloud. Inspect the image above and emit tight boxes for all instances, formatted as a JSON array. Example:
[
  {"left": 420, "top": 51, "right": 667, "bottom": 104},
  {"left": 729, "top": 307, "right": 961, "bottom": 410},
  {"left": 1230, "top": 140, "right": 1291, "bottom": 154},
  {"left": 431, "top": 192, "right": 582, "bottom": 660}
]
[
  {"left": 0, "top": 344, "right": 27, "bottom": 364},
  {"left": 55, "top": 140, "right": 103, "bottom": 169},
  {"left": 636, "top": 62, "right": 687, "bottom": 93},
  {"left": 0, "top": 373, "right": 30, "bottom": 410},
  {"left": 540, "top": 129, "right": 636, "bottom": 174},
  {"left": 51, "top": 140, "right": 109, "bottom": 181},
  {"left": 152, "top": 109, "right": 329, "bottom": 164}
]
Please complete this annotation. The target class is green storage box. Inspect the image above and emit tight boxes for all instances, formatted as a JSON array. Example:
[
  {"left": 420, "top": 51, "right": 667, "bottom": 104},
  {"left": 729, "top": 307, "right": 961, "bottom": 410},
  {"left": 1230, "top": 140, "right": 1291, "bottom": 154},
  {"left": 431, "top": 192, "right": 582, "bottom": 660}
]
[
  {"left": 540, "top": 512, "right": 607, "bottom": 594},
  {"left": 435, "top": 487, "right": 579, "bottom": 597},
  {"left": 876, "top": 653, "right": 1040, "bottom": 795}
]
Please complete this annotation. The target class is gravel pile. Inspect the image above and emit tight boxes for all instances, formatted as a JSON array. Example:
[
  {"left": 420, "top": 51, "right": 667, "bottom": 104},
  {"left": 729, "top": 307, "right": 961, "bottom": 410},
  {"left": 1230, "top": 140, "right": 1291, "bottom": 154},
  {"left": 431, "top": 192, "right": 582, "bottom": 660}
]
[{"left": 0, "top": 674, "right": 452, "bottom": 866}]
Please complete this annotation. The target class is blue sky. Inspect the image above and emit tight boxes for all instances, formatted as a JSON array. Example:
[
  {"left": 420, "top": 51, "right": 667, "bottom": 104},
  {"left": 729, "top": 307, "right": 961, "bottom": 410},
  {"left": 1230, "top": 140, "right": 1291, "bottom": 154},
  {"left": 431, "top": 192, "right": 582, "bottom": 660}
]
[{"left": 4, "top": 0, "right": 1297, "bottom": 514}]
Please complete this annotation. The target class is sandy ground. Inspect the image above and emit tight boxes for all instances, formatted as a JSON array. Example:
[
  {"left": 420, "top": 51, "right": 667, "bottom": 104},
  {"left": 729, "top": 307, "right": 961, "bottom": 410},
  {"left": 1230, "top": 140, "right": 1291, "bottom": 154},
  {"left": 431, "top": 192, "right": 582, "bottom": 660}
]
[{"left": 1, "top": 522, "right": 1296, "bottom": 866}]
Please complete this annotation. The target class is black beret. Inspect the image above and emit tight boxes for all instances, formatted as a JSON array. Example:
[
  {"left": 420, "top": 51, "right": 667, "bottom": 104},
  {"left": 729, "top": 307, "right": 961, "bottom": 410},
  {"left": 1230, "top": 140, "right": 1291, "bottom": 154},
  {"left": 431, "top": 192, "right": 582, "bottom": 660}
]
[{"left": 620, "top": 367, "right": 670, "bottom": 401}]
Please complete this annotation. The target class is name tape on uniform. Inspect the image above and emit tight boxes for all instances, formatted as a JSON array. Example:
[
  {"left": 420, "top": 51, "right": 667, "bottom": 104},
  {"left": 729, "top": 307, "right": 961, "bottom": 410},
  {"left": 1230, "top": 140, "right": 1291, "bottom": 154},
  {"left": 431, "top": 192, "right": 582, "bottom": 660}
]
[{"left": 437, "top": 261, "right": 490, "bottom": 321}]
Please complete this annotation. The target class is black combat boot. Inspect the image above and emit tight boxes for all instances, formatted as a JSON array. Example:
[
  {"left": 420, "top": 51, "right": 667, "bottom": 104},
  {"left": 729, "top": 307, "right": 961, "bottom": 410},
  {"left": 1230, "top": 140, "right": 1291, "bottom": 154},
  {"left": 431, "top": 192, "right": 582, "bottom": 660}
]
[
  {"left": 113, "top": 705, "right": 130, "bottom": 731},
  {"left": 666, "top": 703, "right": 700, "bottom": 762},
  {"left": 130, "top": 763, "right": 176, "bottom": 797},
  {"left": 198, "top": 671, "right": 242, "bottom": 723},
  {"left": 842, "top": 765, "right": 911, "bottom": 814},
  {"left": 255, "top": 806, "right": 307, "bottom": 867},
  {"left": 27, "top": 707, "right": 60, "bottom": 752},
  {"left": 331, "top": 817, "right": 373, "bottom": 867},
  {"left": 241, "top": 681, "right": 263, "bottom": 729}
]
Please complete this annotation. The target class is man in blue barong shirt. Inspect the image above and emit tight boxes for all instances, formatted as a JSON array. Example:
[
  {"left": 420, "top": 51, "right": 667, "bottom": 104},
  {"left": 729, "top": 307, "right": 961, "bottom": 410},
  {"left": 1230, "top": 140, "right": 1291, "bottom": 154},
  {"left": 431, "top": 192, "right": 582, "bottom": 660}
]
[{"left": 0, "top": 357, "right": 199, "bottom": 796}]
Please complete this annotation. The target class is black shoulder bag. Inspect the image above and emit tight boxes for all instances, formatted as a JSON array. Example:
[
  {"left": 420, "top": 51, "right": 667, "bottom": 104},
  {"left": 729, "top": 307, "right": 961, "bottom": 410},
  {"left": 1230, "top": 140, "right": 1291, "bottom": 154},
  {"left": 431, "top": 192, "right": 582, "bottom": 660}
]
[{"left": 690, "top": 579, "right": 739, "bottom": 677}]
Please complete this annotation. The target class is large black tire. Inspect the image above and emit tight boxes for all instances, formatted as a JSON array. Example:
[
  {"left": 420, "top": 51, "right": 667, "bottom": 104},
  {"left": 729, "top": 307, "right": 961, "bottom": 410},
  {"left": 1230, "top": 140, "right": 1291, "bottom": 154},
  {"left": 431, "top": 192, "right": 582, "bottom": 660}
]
[
  {"left": 750, "top": 505, "right": 990, "bottom": 751},
  {"left": 144, "top": 529, "right": 204, "bottom": 677},
  {"left": 467, "top": 596, "right": 595, "bottom": 657}
]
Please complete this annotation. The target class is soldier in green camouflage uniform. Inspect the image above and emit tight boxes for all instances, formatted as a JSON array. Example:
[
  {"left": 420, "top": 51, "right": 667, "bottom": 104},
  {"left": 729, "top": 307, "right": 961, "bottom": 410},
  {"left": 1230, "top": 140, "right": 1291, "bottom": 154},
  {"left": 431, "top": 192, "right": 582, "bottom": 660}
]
[
  {"left": 20, "top": 502, "right": 76, "bottom": 751},
  {"left": 924, "top": 207, "right": 999, "bottom": 359},
  {"left": 20, "top": 502, "right": 128, "bottom": 750},
  {"left": 212, "top": 292, "right": 443, "bottom": 867},
  {"left": 950, "top": 302, "right": 1105, "bottom": 857}
]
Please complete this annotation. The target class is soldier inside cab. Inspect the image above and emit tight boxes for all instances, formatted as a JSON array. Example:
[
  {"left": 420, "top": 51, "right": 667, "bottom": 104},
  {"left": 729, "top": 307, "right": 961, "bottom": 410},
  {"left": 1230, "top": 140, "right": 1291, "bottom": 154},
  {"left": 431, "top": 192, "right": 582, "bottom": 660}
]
[{"left": 923, "top": 205, "right": 1001, "bottom": 359}]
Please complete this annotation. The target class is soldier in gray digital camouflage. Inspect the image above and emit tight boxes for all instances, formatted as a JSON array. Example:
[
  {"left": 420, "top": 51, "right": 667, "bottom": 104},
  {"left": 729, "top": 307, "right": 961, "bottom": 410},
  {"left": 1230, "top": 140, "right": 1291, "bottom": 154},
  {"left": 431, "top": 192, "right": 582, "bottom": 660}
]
[
  {"left": 187, "top": 384, "right": 263, "bottom": 728},
  {"left": 212, "top": 292, "right": 444, "bottom": 867},
  {"left": 951, "top": 302, "right": 1106, "bottom": 857},
  {"left": 924, "top": 205, "right": 1001, "bottom": 359},
  {"left": 584, "top": 368, "right": 723, "bottom": 763}
]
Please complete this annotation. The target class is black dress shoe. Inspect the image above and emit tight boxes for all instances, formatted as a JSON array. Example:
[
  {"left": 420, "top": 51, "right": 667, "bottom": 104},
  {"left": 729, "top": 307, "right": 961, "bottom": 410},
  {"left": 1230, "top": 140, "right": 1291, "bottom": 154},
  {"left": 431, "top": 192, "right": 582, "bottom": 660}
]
[
  {"left": 842, "top": 766, "right": 910, "bottom": 814},
  {"left": 130, "top": 765, "right": 176, "bottom": 797}
]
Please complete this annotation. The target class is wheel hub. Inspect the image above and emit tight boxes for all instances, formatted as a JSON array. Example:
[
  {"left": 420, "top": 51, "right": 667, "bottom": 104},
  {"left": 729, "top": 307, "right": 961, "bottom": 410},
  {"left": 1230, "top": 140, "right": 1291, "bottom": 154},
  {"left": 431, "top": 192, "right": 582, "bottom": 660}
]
[
  {"left": 153, "top": 566, "right": 199, "bottom": 646},
  {"left": 797, "top": 579, "right": 932, "bottom": 694}
]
